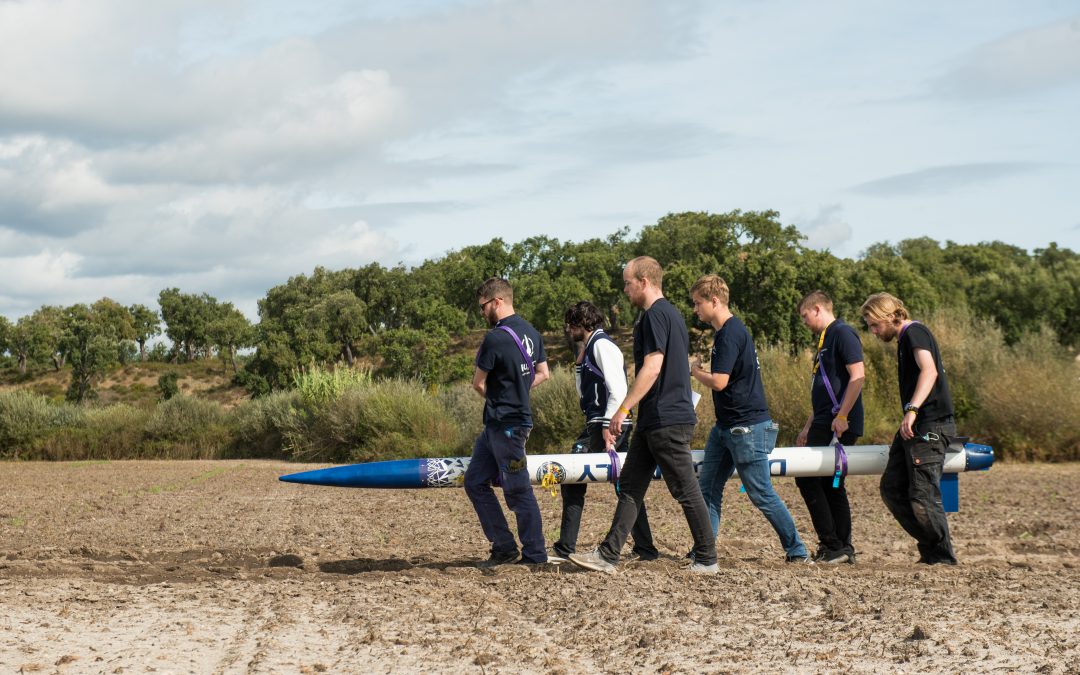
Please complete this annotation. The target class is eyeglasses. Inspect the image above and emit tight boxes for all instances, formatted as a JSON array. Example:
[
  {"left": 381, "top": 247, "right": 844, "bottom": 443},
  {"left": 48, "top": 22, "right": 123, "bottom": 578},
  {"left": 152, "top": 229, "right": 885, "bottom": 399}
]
[{"left": 478, "top": 298, "right": 497, "bottom": 311}]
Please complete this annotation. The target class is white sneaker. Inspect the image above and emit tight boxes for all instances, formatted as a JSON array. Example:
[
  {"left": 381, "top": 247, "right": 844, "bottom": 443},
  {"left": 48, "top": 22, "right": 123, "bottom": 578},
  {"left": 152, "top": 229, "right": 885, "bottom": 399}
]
[
  {"left": 568, "top": 549, "right": 616, "bottom": 574},
  {"left": 547, "top": 553, "right": 568, "bottom": 565},
  {"left": 689, "top": 562, "right": 719, "bottom": 575}
]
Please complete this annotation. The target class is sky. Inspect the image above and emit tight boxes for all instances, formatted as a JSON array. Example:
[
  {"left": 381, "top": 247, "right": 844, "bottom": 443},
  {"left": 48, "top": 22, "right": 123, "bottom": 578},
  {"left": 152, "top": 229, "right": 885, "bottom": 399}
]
[{"left": 1, "top": 0, "right": 1078, "bottom": 321}]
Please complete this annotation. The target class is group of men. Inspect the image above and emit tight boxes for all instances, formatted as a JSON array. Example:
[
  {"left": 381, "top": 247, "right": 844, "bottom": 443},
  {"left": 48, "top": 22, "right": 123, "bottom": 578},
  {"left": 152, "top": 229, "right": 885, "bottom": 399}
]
[{"left": 465, "top": 256, "right": 959, "bottom": 574}]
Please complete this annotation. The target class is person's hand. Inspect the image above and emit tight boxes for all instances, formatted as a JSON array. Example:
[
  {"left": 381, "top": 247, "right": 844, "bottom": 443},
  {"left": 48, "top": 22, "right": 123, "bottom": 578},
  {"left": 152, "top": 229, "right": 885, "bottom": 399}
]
[
  {"left": 689, "top": 356, "right": 702, "bottom": 372},
  {"left": 832, "top": 415, "right": 850, "bottom": 437},
  {"left": 796, "top": 424, "right": 810, "bottom": 446},
  {"left": 602, "top": 425, "right": 616, "bottom": 450},
  {"left": 607, "top": 407, "right": 628, "bottom": 448},
  {"left": 899, "top": 411, "right": 917, "bottom": 440}
]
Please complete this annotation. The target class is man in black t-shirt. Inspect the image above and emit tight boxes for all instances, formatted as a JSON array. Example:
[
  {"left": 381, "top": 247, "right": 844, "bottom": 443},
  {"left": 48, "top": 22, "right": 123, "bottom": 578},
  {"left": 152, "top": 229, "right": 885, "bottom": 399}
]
[
  {"left": 465, "top": 278, "right": 551, "bottom": 567},
  {"left": 568, "top": 257, "right": 717, "bottom": 574},
  {"left": 690, "top": 275, "right": 809, "bottom": 563},
  {"left": 861, "top": 292, "right": 957, "bottom": 565},
  {"left": 796, "top": 291, "right": 865, "bottom": 564}
]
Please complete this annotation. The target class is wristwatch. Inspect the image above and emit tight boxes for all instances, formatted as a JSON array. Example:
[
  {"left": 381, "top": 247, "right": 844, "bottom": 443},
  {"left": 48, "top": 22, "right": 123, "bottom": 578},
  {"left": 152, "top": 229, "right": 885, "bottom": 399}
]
[{"left": 903, "top": 403, "right": 920, "bottom": 414}]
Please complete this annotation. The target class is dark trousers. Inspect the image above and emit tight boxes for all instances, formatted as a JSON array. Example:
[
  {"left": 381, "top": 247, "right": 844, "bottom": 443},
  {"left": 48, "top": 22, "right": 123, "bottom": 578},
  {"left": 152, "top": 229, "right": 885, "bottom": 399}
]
[
  {"left": 463, "top": 423, "right": 546, "bottom": 563},
  {"left": 795, "top": 426, "right": 858, "bottom": 556},
  {"left": 880, "top": 420, "right": 958, "bottom": 564},
  {"left": 553, "top": 423, "right": 658, "bottom": 559},
  {"left": 598, "top": 424, "right": 716, "bottom": 566}
]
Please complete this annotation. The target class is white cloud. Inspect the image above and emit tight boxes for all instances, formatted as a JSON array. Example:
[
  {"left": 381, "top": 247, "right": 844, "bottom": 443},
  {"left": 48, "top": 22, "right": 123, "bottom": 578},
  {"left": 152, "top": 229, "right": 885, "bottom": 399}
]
[
  {"left": 933, "top": 16, "right": 1080, "bottom": 98},
  {"left": 797, "top": 205, "right": 853, "bottom": 252}
]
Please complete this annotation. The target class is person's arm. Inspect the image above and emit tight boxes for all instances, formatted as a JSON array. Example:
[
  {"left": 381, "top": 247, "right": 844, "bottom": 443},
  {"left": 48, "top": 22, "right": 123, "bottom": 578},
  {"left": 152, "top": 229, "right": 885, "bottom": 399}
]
[
  {"left": 832, "top": 361, "right": 864, "bottom": 436},
  {"left": 593, "top": 339, "right": 627, "bottom": 420},
  {"left": 690, "top": 360, "right": 730, "bottom": 392},
  {"left": 530, "top": 361, "right": 550, "bottom": 388},
  {"left": 796, "top": 413, "right": 814, "bottom": 446},
  {"left": 472, "top": 367, "right": 488, "bottom": 398},
  {"left": 900, "top": 349, "right": 937, "bottom": 440},
  {"left": 605, "top": 351, "right": 663, "bottom": 446}
]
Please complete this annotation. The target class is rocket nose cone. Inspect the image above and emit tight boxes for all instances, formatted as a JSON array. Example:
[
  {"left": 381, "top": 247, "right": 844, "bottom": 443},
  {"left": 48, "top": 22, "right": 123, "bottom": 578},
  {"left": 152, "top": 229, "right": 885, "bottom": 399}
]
[{"left": 964, "top": 443, "right": 994, "bottom": 471}]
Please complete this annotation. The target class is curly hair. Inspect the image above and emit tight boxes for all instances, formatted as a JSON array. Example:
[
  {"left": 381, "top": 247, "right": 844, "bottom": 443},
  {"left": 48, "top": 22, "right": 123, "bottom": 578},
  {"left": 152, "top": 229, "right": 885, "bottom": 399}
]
[{"left": 564, "top": 301, "right": 605, "bottom": 331}]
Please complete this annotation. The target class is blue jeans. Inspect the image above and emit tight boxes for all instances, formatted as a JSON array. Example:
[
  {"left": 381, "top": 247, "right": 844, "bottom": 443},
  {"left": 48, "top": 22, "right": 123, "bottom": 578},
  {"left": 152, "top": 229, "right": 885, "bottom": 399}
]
[
  {"left": 464, "top": 423, "right": 547, "bottom": 563},
  {"left": 698, "top": 420, "right": 808, "bottom": 559}
]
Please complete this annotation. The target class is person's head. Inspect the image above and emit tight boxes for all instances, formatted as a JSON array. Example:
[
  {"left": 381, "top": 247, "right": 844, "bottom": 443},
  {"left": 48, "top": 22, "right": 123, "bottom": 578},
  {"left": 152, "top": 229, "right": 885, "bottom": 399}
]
[
  {"left": 564, "top": 301, "right": 605, "bottom": 342},
  {"left": 690, "top": 274, "right": 730, "bottom": 325},
  {"left": 798, "top": 290, "right": 836, "bottom": 333},
  {"left": 622, "top": 256, "right": 664, "bottom": 308},
  {"left": 860, "top": 292, "right": 909, "bottom": 342},
  {"left": 476, "top": 277, "right": 514, "bottom": 326}
]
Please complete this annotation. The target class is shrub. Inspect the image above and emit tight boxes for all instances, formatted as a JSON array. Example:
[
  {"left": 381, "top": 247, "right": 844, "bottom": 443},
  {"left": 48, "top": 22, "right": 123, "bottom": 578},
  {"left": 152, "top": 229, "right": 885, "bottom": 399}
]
[
  {"left": 228, "top": 390, "right": 304, "bottom": 458},
  {"left": 0, "top": 391, "right": 66, "bottom": 458},
  {"left": 291, "top": 363, "right": 372, "bottom": 405},
  {"left": 158, "top": 372, "right": 180, "bottom": 401},
  {"left": 436, "top": 381, "right": 484, "bottom": 446},
  {"left": 530, "top": 367, "right": 585, "bottom": 453},
  {"left": 144, "top": 396, "right": 229, "bottom": 457},
  {"left": 35, "top": 404, "right": 150, "bottom": 461}
]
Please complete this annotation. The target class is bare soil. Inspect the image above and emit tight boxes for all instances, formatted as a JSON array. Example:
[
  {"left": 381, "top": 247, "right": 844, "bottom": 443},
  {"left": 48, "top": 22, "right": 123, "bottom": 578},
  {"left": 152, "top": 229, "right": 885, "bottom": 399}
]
[{"left": 1, "top": 460, "right": 1077, "bottom": 673}]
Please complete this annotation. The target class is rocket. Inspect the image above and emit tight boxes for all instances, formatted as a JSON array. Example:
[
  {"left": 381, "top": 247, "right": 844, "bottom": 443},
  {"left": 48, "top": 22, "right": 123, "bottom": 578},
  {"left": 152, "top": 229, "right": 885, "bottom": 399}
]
[{"left": 280, "top": 440, "right": 993, "bottom": 512}]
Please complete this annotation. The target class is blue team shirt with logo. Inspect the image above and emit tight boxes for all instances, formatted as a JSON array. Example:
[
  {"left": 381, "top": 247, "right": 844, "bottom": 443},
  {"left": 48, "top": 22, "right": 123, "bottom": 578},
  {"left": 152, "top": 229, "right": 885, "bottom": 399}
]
[{"left": 475, "top": 314, "right": 547, "bottom": 426}]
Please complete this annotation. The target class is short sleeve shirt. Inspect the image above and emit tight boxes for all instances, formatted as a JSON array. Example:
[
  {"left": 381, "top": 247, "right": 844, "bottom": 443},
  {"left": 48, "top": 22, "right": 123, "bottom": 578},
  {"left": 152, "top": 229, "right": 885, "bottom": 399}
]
[
  {"left": 632, "top": 298, "right": 697, "bottom": 431},
  {"left": 897, "top": 322, "right": 953, "bottom": 423},
  {"left": 711, "top": 316, "right": 770, "bottom": 428},
  {"left": 475, "top": 314, "right": 547, "bottom": 425},
  {"left": 811, "top": 319, "right": 865, "bottom": 435}
]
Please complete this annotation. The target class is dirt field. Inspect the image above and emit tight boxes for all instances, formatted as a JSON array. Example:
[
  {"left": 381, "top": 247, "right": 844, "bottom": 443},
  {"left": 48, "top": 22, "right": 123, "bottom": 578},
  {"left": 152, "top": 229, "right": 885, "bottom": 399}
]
[{"left": 1, "top": 460, "right": 1077, "bottom": 674}]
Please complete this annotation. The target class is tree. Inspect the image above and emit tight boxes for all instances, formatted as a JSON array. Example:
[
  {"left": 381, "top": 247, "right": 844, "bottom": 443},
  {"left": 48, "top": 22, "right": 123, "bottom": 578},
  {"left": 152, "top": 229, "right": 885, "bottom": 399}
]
[
  {"left": 158, "top": 288, "right": 220, "bottom": 361},
  {"left": 207, "top": 303, "right": 255, "bottom": 374},
  {"left": 307, "top": 291, "right": 368, "bottom": 366},
  {"left": 129, "top": 304, "right": 161, "bottom": 361},
  {"left": 9, "top": 310, "right": 59, "bottom": 375},
  {"left": 61, "top": 303, "right": 121, "bottom": 403},
  {"left": 0, "top": 315, "right": 11, "bottom": 360}
]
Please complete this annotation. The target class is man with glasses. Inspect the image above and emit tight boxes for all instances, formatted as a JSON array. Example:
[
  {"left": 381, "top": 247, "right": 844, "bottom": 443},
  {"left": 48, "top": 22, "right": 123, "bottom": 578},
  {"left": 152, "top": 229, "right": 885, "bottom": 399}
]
[{"left": 466, "top": 277, "right": 551, "bottom": 567}]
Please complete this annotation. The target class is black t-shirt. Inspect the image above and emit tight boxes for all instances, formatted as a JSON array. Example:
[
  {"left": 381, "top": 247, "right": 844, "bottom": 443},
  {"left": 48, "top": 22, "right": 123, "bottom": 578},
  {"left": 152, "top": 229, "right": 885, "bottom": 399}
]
[
  {"left": 897, "top": 322, "right": 954, "bottom": 423},
  {"left": 711, "top": 315, "right": 770, "bottom": 428},
  {"left": 476, "top": 314, "right": 547, "bottom": 426},
  {"left": 811, "top": 319, "right": 865, "bottom": 435},
  {"left": 632, "top": 298, "right": 697, "bottom": 431}
]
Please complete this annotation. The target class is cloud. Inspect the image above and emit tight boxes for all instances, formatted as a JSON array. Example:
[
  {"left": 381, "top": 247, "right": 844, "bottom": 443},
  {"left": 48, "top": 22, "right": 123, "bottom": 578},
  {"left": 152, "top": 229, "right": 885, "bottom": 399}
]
[
  {"left": 932, "top": 16, "right": 1080, "bottom": 98},
  {"left": 850, "top": 162, "right": 1051, "bottom": 197},
  {"left": 796, "top": 204, "right": 853, "bottom": 251}
]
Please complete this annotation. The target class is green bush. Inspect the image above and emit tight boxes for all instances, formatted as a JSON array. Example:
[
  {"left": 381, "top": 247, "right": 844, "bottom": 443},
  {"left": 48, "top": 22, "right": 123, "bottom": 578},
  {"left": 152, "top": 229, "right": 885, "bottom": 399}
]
[
  {"left": 34, "top": 404, "right": 150, "bottom": 461},
  {"left": 158, "top": 372, "right": 180, "bottom": 401},
  {"left": 228, "top": 390, "right": 304, "bottom": 458},
  {"left": 0, "top": 391, "right": 66, "bottom": 458},
  {"left": 436, "top": 381, "right": 484, "bottom": 446},
  {"left": 530, "top": 367, "right": 582, "bottom": 453},
  {"left": 144, "top": 396, "right": 229, "bottom": 458}
]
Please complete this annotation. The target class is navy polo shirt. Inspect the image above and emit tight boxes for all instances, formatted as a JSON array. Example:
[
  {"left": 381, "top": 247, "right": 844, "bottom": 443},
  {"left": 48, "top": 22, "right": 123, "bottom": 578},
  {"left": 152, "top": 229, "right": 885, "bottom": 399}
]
[
  {"left": 475, "top": 314, "right": 546, "bottom": 426},
  {"left": 711, "top": 316, "right": 770, "bottom": 428}
]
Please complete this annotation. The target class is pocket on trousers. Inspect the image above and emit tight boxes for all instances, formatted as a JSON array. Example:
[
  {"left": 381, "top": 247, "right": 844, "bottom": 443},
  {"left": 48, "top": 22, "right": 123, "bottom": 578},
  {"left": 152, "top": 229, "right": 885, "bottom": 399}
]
[{"left": 910, "top": 441, "right": 944, "bottom": 468}]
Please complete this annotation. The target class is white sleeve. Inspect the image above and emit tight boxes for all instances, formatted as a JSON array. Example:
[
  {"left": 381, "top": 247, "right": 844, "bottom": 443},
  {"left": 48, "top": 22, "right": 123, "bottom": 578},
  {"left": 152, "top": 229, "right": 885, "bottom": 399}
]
[{"left": 592, "top": 339, "right": 628, "bottom": 419}]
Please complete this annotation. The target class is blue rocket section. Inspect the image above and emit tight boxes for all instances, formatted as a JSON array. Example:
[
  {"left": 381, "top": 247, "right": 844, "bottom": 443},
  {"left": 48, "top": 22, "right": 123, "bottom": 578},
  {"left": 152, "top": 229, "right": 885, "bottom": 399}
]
[
  {"left": 280, "top": 458, "right": 428, "bottom": 489},
  {"left": 963, "top": 442, "right": 994, "bottom": 471},
  {"left": 941, "top": 473, "right": 959, "bottom": 512}
]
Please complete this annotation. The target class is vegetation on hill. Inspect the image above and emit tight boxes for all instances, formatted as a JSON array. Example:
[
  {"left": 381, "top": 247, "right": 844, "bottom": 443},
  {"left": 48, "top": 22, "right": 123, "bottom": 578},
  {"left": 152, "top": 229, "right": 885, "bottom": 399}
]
[{"left": 1, "top": 211, "right": 1078, "bottom": 461}]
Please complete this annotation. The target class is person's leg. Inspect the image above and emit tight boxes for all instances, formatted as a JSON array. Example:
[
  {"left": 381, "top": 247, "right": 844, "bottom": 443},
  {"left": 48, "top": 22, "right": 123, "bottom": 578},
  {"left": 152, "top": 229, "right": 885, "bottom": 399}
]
[
  {"left": 649, "top": 424, "right": 717, "bottom": 566},
  {"left": 600, "top": 423, "right": 660, "bottom": 559},
  {"left": 733, "top": 420, "right": 808, "bottom": 559},
  {"left": 907, "top": 423, "right": 957, "bottom": 564},
  {"left": 879, "top": 432, "right": 931, "bottom": 557},
  {"left": 824, "top": 429, "right": 859, "bottom": 555},
  {"left": 489, "top": 424, "right": 547, "bottom": 563},
  {"left": 553, "top": 426, "right": 593, "bottom": 557},
  {"left": 463, "top": 426, "right": 517, "bottom": 556},
  {"left": 597, "top": 429, "right": 656, "bottom": 563},
  {"left": 697, "top": 425, "right": 735, "bottom": 537},
  {"left": 795, "top": 426, "right": 843, "bottom": 555}
]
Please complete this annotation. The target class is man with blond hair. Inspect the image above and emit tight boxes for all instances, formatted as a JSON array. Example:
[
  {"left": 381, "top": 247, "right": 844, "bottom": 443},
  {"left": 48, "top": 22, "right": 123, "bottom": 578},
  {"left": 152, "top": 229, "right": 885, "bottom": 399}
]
[
  {"left": 568, "top": 257, "right": 718, "bottom": 574},
  {"left": 690, "top": 275, "right": 810, "bottom": 563},
  {"left": 796, "top": 290, "right": 865, "bottom": 564},
  {"left": 861, "top": 292, "right": 957, "bottom": 565},
  {"left": 466, "top": 277, "right": 551, "bottom": 567}
]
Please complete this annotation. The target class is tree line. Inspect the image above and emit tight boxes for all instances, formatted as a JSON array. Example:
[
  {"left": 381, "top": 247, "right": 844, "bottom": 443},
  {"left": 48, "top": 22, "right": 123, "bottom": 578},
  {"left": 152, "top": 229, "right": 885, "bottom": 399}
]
[{"left": 1, "top": 210, "right": 1077, "bottom": 400}]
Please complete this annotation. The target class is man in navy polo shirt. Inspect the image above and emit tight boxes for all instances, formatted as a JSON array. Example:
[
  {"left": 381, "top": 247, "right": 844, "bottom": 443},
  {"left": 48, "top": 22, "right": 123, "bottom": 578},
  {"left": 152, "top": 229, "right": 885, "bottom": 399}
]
[
  {"left": 569, "top": 257, "right": 717, "bottom": 574},
  {"left": 690, "top": 274, "right": 810, "bottom": 563},
  {"left": 796, "top": 290, "right": 865, "bottom": 564},
  {"left": 465, "top": 277, "right": 551, "bottom": 567}
]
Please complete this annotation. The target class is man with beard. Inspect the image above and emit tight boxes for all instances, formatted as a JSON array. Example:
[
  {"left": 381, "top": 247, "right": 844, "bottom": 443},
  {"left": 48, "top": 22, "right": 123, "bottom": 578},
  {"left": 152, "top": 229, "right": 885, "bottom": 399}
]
[
  {"left": 861, "top": 292, "right": 958, "bottom": 565},
  {"left": 466, "top": 277, "right": 551, "bottom": 566},
  {"left": 549, "top": 301, "right": 658, "bottom": 564}
]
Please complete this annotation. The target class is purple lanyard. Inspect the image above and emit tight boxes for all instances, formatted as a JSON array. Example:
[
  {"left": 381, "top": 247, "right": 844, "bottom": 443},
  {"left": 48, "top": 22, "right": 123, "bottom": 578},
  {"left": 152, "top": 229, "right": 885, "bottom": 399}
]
[
  {"left": 814, "top": 328, "right": 848, "bottom": 488},
  {"left": 497, "top": 325, "right": 535, "bottom": 383}
]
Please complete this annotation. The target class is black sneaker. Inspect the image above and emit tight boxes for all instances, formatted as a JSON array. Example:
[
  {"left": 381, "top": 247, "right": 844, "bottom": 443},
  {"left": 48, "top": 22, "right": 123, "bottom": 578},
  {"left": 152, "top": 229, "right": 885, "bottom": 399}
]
[
  {"left": 819, "top": 550, "right": 851, "bottom": 565},
  {"left": 626, "top": 550, "right": 660, "bottom": 562},
  {"left": 476, "top": 550, "right": 520, "bottom": 568}
]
